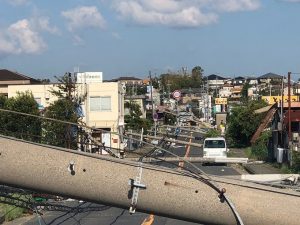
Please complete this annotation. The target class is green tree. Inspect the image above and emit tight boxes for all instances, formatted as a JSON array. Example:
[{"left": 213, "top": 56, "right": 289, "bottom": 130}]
[
  {"left": 0, "top": 91, "right": 41, "bottom": 142},
  {"left": 241, "top": 81, "right": 252, "bottom": 101},
  {"left": 136, "top": 85, "right": 147, "bottom": 95},
  {"left": 43, "top": 72, "right": 85, "bottom": 149},
  {"left": 205, "top": 129, "right": 221, "bottom": 138},
  {"left": 164, "top": 112, "right": 176, "bottom": 125},
  {"left": 159, "top": 66, "right": 204, "bottom": 92},
  {"left": 291, "top": 152, "right": 300, "bottom": 172},
  {"left": 125, "top": 101, "right": 151, "bottom": 132},
  {"left": 43, "top": 99, "right": 79, "bottom": 148},
  {"left": 191, "top": 66, "right": 203, "bottom": 87},
  {"left": 0, "top": 95, "right": 6, "bottom": 108},
  {"left": 152, "top": 77, "right": 160, "bottom": 89},
  {"left": 226, "top": 100, "right": 268, "bottom": 147},
  {"left": 37, "top": 78, "right": 51, "bottom": 84}
]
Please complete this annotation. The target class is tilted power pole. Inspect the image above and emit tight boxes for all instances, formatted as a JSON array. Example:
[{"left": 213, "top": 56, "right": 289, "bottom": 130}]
[{"left": 1, "top": 135, "right": 300, "bottom": 225}]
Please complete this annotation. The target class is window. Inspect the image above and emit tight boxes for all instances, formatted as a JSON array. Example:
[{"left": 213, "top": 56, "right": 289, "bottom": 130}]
[
  {"left": 90, "top": 96, "right": 111, "bottom": 111},
  {"left": 34, "top": 97, "right": 41, "bottom": 105},
  {"left": 204, "top": 140, "right": 225, "bottom": 148}
]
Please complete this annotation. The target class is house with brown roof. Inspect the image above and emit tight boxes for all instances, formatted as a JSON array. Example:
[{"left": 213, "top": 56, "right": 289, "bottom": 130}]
[
  {"left": 108, "top": 76, "right": 143, "bottom": 85},
  {"left": 0, "top": 69, "right": 40, "bottom": 96}
]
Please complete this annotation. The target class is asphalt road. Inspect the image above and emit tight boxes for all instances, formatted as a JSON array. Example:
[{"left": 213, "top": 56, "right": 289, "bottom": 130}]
[
  {"left": 24, "top": 132, "right": 240, "bottom": 225},
  {"left": 24, "top": 202, "right": 198, "bottom": 225}
]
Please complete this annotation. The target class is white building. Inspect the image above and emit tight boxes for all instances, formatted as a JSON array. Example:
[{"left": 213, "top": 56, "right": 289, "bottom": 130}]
[
  {"left": 7, "top": 81, "right": 124, "bottom": 151},
  {"left": 219, "top": 84, "right": 233, "bottom": 98}
]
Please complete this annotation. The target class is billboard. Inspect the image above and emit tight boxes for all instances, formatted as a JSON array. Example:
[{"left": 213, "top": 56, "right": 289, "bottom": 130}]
[
  {"left": 215, "top": 98, "right": 227, "bottom": 105},
  {"left": 262, "top": 96, "right": 299, "bottom": 105},
  {"left": 76, "top": 72, "right": 103, "bottom": 84}
]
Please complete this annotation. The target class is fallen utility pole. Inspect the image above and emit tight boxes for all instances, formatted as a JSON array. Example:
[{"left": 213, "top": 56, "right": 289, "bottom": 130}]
[
  {"left": 130, "top": 133, "right": 203, "bottom": 148},
  {"left": 147, "top": 130, "right": 199, "bottom": 140},
  {"left": 1, "top": 136, "right": 300, "bottom": 225},
  {"left": 128, "top": 157, "right": 248, "bottom": 164},
  {"left": 159, "top": 125, "right": 208, "bottom": 134},
  {"left": 148, "top": 131, "right": 204, "bottom": 140}
]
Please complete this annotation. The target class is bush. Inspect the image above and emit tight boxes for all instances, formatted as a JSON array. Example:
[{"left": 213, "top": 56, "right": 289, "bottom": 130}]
[
  {"left": 226, "top": 99, "right": 268, "bottom": 147},
  {"left": 251, "top": 131, "right": 271, "bottom": 161},
  {"left": 205, "top": 129, "right": 221, "bottom": 138},
  {"left": 291, "top": 151, "right": 300, "bottom": 172}
]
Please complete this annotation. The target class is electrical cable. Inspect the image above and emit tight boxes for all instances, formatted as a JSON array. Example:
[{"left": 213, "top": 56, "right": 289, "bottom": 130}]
[{"left": 3, "top": 108, "right": 294, "bottom": 224}]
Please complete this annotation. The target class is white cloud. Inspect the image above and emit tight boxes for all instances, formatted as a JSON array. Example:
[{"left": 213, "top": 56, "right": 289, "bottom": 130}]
[
  {"left": 0, "top": 17, "right": 57, "bottom": 56},
  {"left": 0, "top": 33, "right": 17, "bottom": 55},
  {"left": 61, "top": 6, "right": 106, "bottom": 31},
  {"left": 112, "top": 0, "right": 261, "bottom": 28},
  {"left": 7, "top": 19, "right": 46, "bottom": 54},
  {"left": 210, "top": 0, "right": 260, "bottom": 12},
  {"left": 33, "top": 17, "right": 59, "bottom": 34},
  {"left": 281, "top": 0, "right": 300, "bottom": 2}
]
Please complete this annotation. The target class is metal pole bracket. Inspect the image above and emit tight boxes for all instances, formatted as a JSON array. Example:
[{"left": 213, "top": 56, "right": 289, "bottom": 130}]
[{"left": 128, "top": 163, "right": 146, "bottom": 214}]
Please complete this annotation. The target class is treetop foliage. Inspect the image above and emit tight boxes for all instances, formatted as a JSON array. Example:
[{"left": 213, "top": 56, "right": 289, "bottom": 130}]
[
  {"left": 226, "top": 99, "right": 268, "bottom": 147},
  {"left": 0, "top": 91, "right": 41, "bottom": 142},
  {"left": 160, "top": 66, "right": 204, "bottom": 92}
]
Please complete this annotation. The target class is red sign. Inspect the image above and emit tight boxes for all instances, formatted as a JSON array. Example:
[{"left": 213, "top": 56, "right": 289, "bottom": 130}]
[{"left": 172, "top": 90, "right": 181, "bottom": 99}]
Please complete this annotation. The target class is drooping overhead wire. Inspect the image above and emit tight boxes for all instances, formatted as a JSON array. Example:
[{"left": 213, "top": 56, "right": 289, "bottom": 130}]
[{"left": 0, "top": 108, "right": 245, "bottom": 224}]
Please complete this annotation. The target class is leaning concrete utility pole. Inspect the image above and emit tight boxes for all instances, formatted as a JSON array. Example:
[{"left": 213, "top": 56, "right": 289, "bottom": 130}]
[
  {"left": 1, "top": 135, "right": 300, "bottom": 225},
  {"left": 288, "top": 71, "right": 291, "bottom": 142},
  {"left": 288, "top": 72, "right": 292, "bottom": 167}
]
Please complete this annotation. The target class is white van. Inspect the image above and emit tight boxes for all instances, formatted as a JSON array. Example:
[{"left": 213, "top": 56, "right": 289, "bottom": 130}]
[{"left": 203, "top": 137, "right": 228, "bottom": 158}]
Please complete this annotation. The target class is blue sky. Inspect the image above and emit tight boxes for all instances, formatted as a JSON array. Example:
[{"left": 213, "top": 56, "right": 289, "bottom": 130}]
[{"left": 0, "top": 0, "right": 300, "bottom": 80}]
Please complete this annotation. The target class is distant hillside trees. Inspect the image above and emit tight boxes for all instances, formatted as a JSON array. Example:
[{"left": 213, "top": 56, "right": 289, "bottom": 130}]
[{"left": 160, "top": 66, "right": 204, "bottom": 92}]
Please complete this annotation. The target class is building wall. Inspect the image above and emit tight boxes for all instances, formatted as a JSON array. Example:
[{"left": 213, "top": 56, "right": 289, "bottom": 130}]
[
  {"left": 0, "top": 86, "right": 8, "bottom": 95},
  {"left": 0, "top": 80, "right": 31, "bottom": 85},
  {"left": 219, "top": 89, "right": 232, "bottom": 98},
  {"left": 7, "top": 82, "right": 124, "bottom": 150},
  {"left": 83, "top": 82, "right": 124, "bottom": 150},
  {"left": 84, "top": 82, "right": 120, "bottom": 128},
  {"left": 8, "top": 84, "right": 58, "bottom": 108},
  {"left": 208, "top": 80, "right": 225, "bottom": 87}
]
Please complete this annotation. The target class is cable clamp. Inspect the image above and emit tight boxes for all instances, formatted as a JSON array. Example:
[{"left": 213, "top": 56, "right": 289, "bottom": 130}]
[
  {"left": 218, "top": 188, "right": 226, "bottom": 203},
  {"left": 128, "top": 162, "right": 146, "bottom": 214}
]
